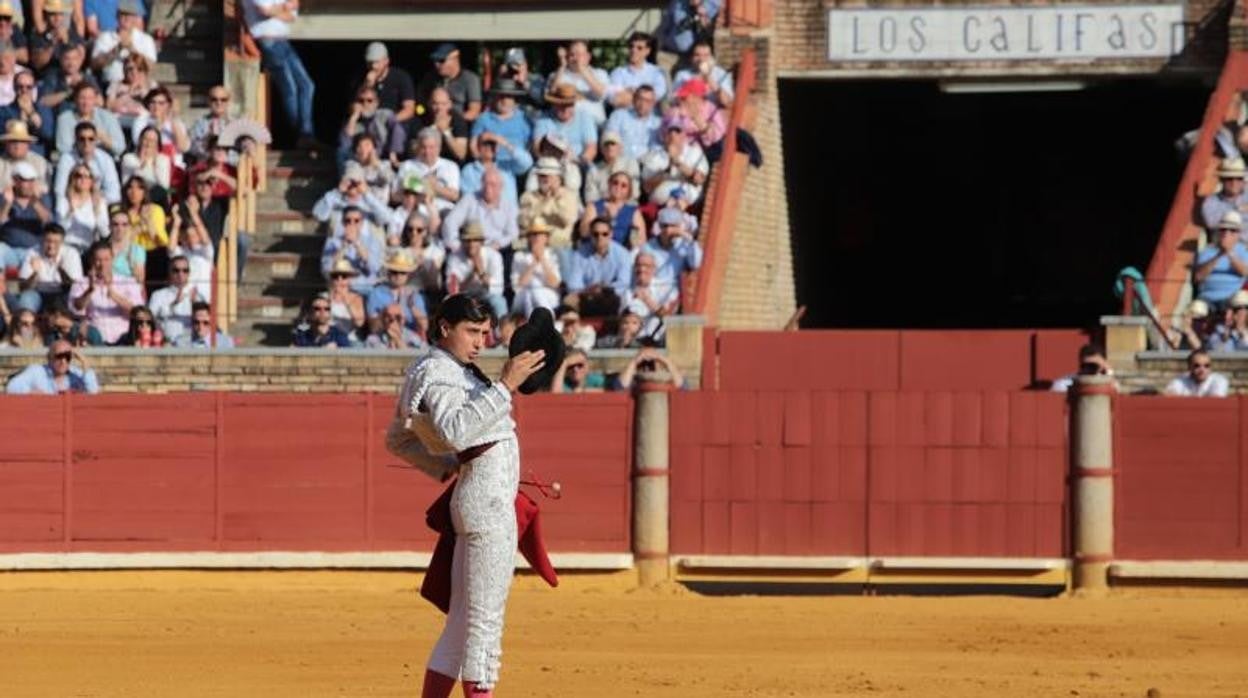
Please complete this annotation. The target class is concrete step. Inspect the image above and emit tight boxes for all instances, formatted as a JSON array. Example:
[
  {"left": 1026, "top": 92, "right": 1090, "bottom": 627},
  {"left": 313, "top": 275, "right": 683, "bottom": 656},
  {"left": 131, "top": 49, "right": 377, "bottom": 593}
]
[
  {"left": 250, "top": 231, "right": 324, "bottom": 256},
  {"left": 255, "top": 211, "right": 321, "bottom": 235},
  {"left": 153, "top": 61, "right": 222, "bottom": 86},
  {"left": 243, "top": 252, "right": 303, "bottom": 283}
]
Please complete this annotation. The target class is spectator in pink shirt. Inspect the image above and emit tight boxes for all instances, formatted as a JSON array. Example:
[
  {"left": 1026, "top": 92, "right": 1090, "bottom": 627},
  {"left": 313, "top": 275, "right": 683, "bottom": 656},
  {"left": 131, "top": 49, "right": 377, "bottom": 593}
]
[
  {"left": 68, "top": 240, "right": 144, "bottom": 343},
  {"left": 665, "top": 78, "right": 725, "bottom": 149}
]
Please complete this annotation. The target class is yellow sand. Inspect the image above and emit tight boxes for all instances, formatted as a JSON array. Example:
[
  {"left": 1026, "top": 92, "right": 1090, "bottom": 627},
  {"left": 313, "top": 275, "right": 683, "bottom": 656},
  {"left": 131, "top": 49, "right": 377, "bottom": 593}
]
[{"left": 0, "top": 571, "right": 1245, "bottom": 697}]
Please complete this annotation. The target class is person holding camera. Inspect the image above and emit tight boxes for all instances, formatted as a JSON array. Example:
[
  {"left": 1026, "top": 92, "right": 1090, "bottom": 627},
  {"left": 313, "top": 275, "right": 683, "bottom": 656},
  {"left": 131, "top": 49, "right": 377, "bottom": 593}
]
[
  {"left": 311, "top": 162, "right": 389, "bottom": 227},
  {"left": 657, "top": 0, "right": 720, "bottom": 55},
  {"left": 5, "top": 338, "right": 99, "bottom": 394},
  {"left": 617, "top": 345, "right": 684, "bottom": 391},
  {"left": 1050, "top": 343, "right": 1114, "bottom": 393}
]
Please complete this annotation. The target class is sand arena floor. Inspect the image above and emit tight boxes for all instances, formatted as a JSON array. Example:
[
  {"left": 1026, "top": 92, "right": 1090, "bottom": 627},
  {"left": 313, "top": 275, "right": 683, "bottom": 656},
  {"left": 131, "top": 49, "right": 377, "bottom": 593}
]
[{"left": 0, "top": 571, "right": 1245, "bottom": 697}]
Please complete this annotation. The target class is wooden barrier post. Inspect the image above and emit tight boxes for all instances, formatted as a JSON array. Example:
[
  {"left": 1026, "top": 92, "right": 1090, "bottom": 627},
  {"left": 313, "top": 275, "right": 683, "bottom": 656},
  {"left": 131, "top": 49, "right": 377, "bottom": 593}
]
[
  {"left": 1071, "top": 375, "right": 1116, "bottom": 592},
  {"left": 633, "top": 378, "right": 672, "bottom": 586}
]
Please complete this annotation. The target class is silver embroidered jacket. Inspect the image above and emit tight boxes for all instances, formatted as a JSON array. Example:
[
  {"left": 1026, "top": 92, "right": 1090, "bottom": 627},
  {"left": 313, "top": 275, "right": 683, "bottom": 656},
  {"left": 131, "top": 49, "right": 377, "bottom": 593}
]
[{"left": 385, "top": 347, "right": 516, "bottom": 480}]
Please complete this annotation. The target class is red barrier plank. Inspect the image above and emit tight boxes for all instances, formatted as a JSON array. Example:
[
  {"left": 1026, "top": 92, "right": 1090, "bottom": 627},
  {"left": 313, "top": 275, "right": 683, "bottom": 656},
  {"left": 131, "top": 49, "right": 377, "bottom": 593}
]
[
  {"left": 869, "top": 502, "right": 898, "bottom": 556},
  {"left": 1007, "top": 447, "right": 1038, "bottom": 503},
  {"left": 704, "top": 392, "right": 732, "bottom": 445},
  {"left": 952, "top": 449, "right": 980, "bottom": 503},
  {"left": 702, "top": 446, "right": 731, "bottom": 502},
  {"left": 1033, "top": 330, "right": 1087, "bottom": 384},
  {"left": 1008, "top": 392, "right": 1039, "bottom": 446},
  {"left": 899, "top": 331, "right": 1033, "bottom": 390},
  {"left": 730, "top": 502, "right": 758, "bottom": 554},
  {"left": 868, "top": 392, "right": 897, "bottom": 447},
  {"left": 702, "top": 501, "right": 731, "bottom": 553},
  {"left": 670, "top": 392, "right": 704, "bottom": 447},
  {"left": 757, "top": 391, "right": 784, "bottom": 446},
  {"left": 757, "top": 501, "right": 787, "bottom": 555},
  {"left": 869, "top": 445, "right": 900, "bottom": 503},
  {"left": 782, "top": 391, "right": 811, "bottom": 446},
  {"left": 924, "top": 448, "right": 954, "bottom": 503},
  {"left": 895, "top": 446, "right": 928, "bottom": 503},
  {"left": 839, "top": 392, "right": 869, "bottom": 446},
  {"left": 982, "top": 391, "right": 1011, "bottom": 447},
  {"left": 718, "top": 331, "right": 901, "bottom": 391},
  {"left": 812, "top": 501, "right": 865, "bottom": 555},
  {"left": 782, "top": 446, "right": 811, "bottom": 502},
  {"left": 670, "top": 445, "right": 704, "bottom": 502},
  {"left": 897, "top": 392, "right": 927, "bottom": 447},
  {"left": 952, "top": 393, "right": 983, "bottom": 447},
  {"left": 670, "top": 500, "right": 703, "bottom": 554},
  {"left": 783, "top": 502, "right": 812, "bottom": 555},
  {"left": 924, "top": 392, "right": 954, "bottom": 447},
  {"left": 729, "top": 445, "right": 756, "bottom": 501},
  {"left": 979, "top": 448, "right": 1010, "bottom": 503},
  {"left": 728, "top": 392, "right": 758, "bottom": 446},
  {"left": 756, "top": 445, "right": 784, "bottom": 502}
]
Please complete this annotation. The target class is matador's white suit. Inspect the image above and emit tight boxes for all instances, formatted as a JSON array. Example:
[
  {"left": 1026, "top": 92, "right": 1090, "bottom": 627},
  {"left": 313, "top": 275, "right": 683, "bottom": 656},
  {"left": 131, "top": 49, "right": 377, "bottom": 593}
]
[{"left": 387, "top": 346, "right": 520, "bottom": 692}]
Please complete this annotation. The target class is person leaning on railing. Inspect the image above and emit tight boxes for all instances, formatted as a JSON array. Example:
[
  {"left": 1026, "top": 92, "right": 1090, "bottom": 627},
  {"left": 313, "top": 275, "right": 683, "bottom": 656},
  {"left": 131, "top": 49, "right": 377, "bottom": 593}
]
[{"left": 5, "top": 339, "right": 99, "bottom": 394}]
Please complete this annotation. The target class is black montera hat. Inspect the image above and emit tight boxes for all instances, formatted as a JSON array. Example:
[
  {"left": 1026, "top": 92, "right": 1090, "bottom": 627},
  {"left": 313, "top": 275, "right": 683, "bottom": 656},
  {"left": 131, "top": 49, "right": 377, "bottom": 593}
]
[{"left": 508, "top": 307, "right": 565, "bottom": 394}]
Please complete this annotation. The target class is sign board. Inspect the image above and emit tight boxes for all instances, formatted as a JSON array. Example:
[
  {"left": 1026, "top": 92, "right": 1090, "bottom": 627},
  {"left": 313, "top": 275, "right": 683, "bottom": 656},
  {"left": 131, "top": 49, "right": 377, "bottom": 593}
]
[{"left": 827, "top": 5, "right": 1185, "bottom": 61}]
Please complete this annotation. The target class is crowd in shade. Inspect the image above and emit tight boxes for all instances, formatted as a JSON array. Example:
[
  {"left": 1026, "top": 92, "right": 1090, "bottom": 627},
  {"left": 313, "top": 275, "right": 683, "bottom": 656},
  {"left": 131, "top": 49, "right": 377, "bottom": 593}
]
[{"left": 247, "top": 0, "right": 722, "bottom": 364}]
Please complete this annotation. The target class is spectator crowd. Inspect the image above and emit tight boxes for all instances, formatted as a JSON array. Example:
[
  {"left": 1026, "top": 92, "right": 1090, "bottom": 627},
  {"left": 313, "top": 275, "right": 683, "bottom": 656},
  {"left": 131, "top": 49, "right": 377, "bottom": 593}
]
[{"left": 0, "top": 0, "right": 244, "bottom": 355}]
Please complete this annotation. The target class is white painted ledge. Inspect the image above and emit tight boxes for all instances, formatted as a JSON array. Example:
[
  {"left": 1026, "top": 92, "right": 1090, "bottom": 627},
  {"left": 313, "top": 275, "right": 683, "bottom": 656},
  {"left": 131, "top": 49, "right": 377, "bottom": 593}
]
[
  {"left": 674, "top": 555, "right": 866, "bottom": 570},
  {"left": 871, "top": 557, "right": 1070, "bottom": 571},
  {"left": 1110, "top": 560, "right": 1248, "bottom": 580},
  {"left": 0, "top": 551, "right": 633, "bottom": 571}
]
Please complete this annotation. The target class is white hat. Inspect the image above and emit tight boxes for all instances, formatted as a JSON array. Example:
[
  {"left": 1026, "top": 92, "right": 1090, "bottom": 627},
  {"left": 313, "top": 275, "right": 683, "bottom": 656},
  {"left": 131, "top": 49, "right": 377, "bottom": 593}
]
[
  {"left": 12, "top": 161, "right": 37, "bottom": 180},
  {"left": 1218, "top": 210, "right": 1243, "bottom": 230},
  {"left": 1232, "top": 290, "right": 1248, "bottom": 309},
  {"left": 342, "top": 162, "right": 366, "bottom": 183},
  {"left": 534, "top": 157, "right": 562, "bottom": 177},
  {"left": 1218, "top": 158, "right": 1247, "bottom": 179},
  {"left": 365, "top": 42, "right": 388, "bottom": 62},
  {"left": 1188, "top": 299, "right": 1211, "bottom": 318}
]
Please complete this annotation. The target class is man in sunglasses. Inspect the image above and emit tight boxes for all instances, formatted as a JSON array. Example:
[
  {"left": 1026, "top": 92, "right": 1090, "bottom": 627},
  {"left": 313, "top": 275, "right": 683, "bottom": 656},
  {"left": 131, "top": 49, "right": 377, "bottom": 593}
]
[
  {"left": 188, "top": 85, "right": 236, "bottom": 163},
  {"left": 147, "top": 254, "right": 200, "bottom": 342},
  {"left": 5, "top": 338, "right": 99, "bottom": 394},
  {"left": 53, "top": 120, "right": 120, "bottom": 202},
  {"left": 1164, "top": 349, "right": 1230, "bottom": 398},
  {"left": 171, "top": 301, "right": 233, "bottom": 348},
  {"left": 416, "top": 42, "right": 481, "bottom": 121},
  {"left": 0, "top": 70, "right": 54, "bottom": 156}
]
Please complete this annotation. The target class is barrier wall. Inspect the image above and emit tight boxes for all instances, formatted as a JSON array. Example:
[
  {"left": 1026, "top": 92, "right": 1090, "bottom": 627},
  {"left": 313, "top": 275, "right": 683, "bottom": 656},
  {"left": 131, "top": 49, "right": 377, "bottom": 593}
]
[
  {"left": 0, "top": 393, "right": 633, "bottom": 554},
  {"left": 712, "top": 330, "right": 1086, "bottom": 392},
  {"left": 669, "top": 390, "right": 1069, "bottom": 558},
  {"left": 1115, "top": 396, "right": 1248, "bottom": 560}
]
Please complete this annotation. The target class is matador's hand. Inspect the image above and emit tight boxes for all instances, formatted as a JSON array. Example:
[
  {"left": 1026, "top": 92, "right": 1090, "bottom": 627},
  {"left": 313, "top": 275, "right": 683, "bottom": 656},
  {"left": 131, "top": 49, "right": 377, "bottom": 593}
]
[{"left": 500, "top": 350, "right": 546, "bottom": 393}]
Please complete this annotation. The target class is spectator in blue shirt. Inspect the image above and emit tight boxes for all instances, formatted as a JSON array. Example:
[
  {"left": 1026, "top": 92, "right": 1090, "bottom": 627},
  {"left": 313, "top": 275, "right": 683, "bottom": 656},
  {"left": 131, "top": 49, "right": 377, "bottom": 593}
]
[
  {"left": 566, "top": 216, "right": 631, "bottom": 316},
  {"left": 644, "top": 207, "right": 705, "bottom": 289},
  {"left": 657, "top": 0, "right": 720, "bottom": 55},
  {"left": 604, "top": 84, "right": 661, "bottom": 160},
  {"left": 5, "top": 339, "right": 100, "bottom": 394},
  {"left": 460, "top": 135, "right": 522, "bottom": 207},
  {"left": 533, "top": 83, "right": 597, "bottom": 166},
  {"left": 171, "top": 301, "right": 235, "bottom": 348},
  {"left": 471, "top": 79, "right": 531, "bottom": 160},
  {"left": 608, "top": 32, "right": 668, "bottom": 108},
  {"left": 292, "top": 293, "right": 352, "bottom": 348},
  {"left": 365, "top": 248, "right": 428, "bottom": 337},
  {"left": 0, "top": 71, "right": 55, "bottom": 155},
  {"left": 1195, "top": 211, "right": 1248, "bottom": 307},
  {"left": 86, "top": 0, "right": 147, "bottom": 37},
  {"left": 320, "top": 205, "right": 384, "bottom": 295}
]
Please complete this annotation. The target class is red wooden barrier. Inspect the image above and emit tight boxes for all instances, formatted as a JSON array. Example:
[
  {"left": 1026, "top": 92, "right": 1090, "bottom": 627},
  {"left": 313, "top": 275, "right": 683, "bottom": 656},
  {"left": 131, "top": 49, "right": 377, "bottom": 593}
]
[
  {"left": 669, "top": 390, "right": 1068, "bottom": 558},
  {"left": 0, "top": 393, "right": 633, "bottom": 554},
  {"left": 1115, "top": 396, "right": 1248, "bottom": 560}
]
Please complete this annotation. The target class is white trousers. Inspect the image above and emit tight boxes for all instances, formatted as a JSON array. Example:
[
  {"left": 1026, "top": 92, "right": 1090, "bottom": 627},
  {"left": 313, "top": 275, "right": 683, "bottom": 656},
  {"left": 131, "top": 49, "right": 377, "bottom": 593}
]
[{"left": 427, "top": 439, "right": 519, "bottom": 690}]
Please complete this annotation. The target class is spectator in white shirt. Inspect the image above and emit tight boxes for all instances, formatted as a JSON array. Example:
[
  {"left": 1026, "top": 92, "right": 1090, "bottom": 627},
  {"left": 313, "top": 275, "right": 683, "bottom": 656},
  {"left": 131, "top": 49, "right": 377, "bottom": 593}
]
[
  {"left": 90, "top": 0, "right": 156, "bottom": 86},
  {"left": 510, "top": 218, "right": 561, "bottom": 317},
  {"left": 584, "top": 131, "right": 640, "bottom": 205},
  {"left": 672, "top": 40, "right": 735, "bottom": 109},
  {"left": 440, "top": 165, "right": 518, "bottom": 253},
  {"left": 640, "top": 122, "right": 708, "bottom": 205},
  {"left": 147, "top": 254, "right": 202, "bottom": 342},
  {"left": 547, "top": 39, "right": 610, "bottom": 127},
  {"left": 16, "top": 222, "right": 81, "bottom": 311},
  {"left": 56, "top": 160, "right": 107, "bottom": 252},
  {"left": 393, "top": 126, "right": 460, "bottom": 216},
  {"left": 608, "top": 32, "right": 668, "bottom": 108},
  {"left": 621, "top": 250, "right": 677, "bottom": 340},
  {"left": 54, "top": 82, "right": 125, "bottom": 157},
  {"left": 1165, "top": 350, "right": 1230, "bottom": 397},
  {"left": 242, "top": 0, "right": 316, "bottom": 148},
  {"left": 445, "top": 221, "right": 506, "bottom": 319}
]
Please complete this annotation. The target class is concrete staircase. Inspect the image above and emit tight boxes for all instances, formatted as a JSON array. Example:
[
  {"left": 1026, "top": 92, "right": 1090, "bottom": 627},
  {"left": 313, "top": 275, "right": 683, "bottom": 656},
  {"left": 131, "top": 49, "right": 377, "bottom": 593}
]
[
  {"left": 147, "top": 0, "right": 223, "bottom": 123},
  {"left": 234, "top": 149, "right": 335, "bottom": 346}
]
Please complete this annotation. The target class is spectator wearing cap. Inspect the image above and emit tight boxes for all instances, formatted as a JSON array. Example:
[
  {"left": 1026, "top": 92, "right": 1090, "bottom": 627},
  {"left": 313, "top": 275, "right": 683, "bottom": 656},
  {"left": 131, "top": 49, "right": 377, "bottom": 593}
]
[
  {"left": 644, "top": 207, "right": 704, "bottom": 291},
  {"left": 672, "top": 40, "right": 734, "bottom": 109},
  {"left": 657, "top": 0, "right": 719, "bottom": 55},
  {"left": 446, "top": 221, "right": 506, "bottom": 319},
  {"left": 1202, "top": 158, "right": 1248, "bottom": 242},
  {"left": 1165, "top": 349, "right": 1230, "bottom": 397},
  {"left": 621, "top": 250, "right": 678, "bottom": 340},
  {"left": 523, "top": 131, "right": 582, "bottom": 194},
  {"left": 0, "top": 2, "right": 28, "bottom": 67},
  {"left": 172, "top": 301, "right": 235, "bottom": 348},
  {"left": 5, "top": 339, "right": 99, "bottom": 394},
  {"left": 417, "top": 42, "right": 482, "bottom": 121},
  {"left": 359, "top": 42, "right": 416, "bottom": 124},
  {"left": 641, "top": 121, "right": 709, "bottom": 205},
  {"left": 146, "top": 253, "right": 201, "bottom": 342},
  {"left": 393, "top": 126, "right": 460, "bottom": 216},
  {"left": 187, "top": 85, "right": 234, "bottom": 163},
  {"left": 0, "top": 119, "right": 50, "bottom": 193},
  {"left": 0, "top": 71, "right": 54, "bottom": 155},
  {"left": 470, "top": 78, "right": 532, "bottom": 165},
  {"left": 460, "top": 133, "right": 522, "bottom": 208},
  {"left": 242, "top": 0, "right": 316, "bottom": 149},
  {"left": 1195, "top": 210, "right": 1248, "bottom": 307},
  {"left": 366, "top": 301, "right": 424, "bottom": 350},
  {"left": 366, "top": 248, "right": 428, "bottom": 337},
  {"left": 339, "top": 85, "right": 405, "bottom": 165},
  {"left": 519, "top": 157, "right": 579, "bottom": 251},
  {"left": 69, "top": 240, "right": 143, "bottom": 344},
  {"left": 0, "top": 159, "right": 52, "bottom": 268},
  {"left": 566, "top": 216, "right": 631, "bottom": 315},
  {"left": 386, "top": 177, "right": 439, "bottom": 243},
  {"left": 37, "top": 40, "right": 98, "bottom": 114},
  {"left": 510, "top": 219, "right": 562, "bottom": 316},
  {"left": 0, "top": 38, "right": 29, "bottom": 107},
  {"left": 649, "top": 188, "right": 699, "bottom": 238},
  {"left": 547, "top": 40, "right": 610, "bottom": 127},
  {"left": 584, "top": 131, "right": 640, "bottom": 205},
  {"left": 321, "top": 205, "right": 383, "bottom": 296},
  {"left": 533, "top": 83, "right": 597, "bottom": 166},
  {"left": 85, "top": 0, "right": 146, "bottom": 37},
  {"left": 604, "top": 84, "right": 661, "bottom": 160},
  {"left": 582, "top": 169, "right": 644, "bottom": 249},
  {"left": 15, "top": 221, "right": 80, "bottom": 312},
  {"left": 608, "top": 32, "right": 668, "bottom": 108},
  {"left": 292, "top": 293, "right": 353, "bottom": 349},
  {"left": 666, "top": 77, "right": 726, "bottom": 149},
  {"left": 440, "top": 164, "right": 518, "bottom": 253},
  {"left": 312, "top": 161, "right": 389, "bottom": 226},
  {"left": 496, "top": 46, "right": 546, "bottom": 112},
  {"left": 344, "top": 132, "right": 395, "bottom": 204},
  {"left": 415, "top": 86, "right": 468, "bottom": 163},
  {"left": 90, "top": 0, "right": 156, "bottom": 86},
  {"left": 30, "top": 0, "right": 82, "bottom": 72},
  {"left": 54, "top": 82, "right": 124, "bottom": 157}
]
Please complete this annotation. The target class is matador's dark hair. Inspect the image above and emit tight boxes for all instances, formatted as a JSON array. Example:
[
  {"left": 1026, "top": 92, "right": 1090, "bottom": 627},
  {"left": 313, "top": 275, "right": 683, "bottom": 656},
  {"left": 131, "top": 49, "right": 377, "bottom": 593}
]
[{"left": 433, "top": 294, "right": 495, "bottom": 341}]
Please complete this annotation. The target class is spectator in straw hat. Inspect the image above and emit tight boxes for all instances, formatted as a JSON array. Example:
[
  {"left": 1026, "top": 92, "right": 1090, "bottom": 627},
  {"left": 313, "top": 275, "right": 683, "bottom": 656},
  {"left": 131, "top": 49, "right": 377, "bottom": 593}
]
[
  {"left": 1194, "top": 210, "right": 1248, "bottom": 307},
  {"left": 416, "top": 42, "right": 482, "bottom": 121},
  {"left": 323, "top": 256, "right": 365, "bottom": 343},
  {"left": 608, "top": 31, "right": 667, "bottom": 108},
  {"left": 1165, "top": 349, "right": 1230, "bottom": 397},
  {"left": 584, "top": 130, "right": 640, "bottom": 205},
  {"left": 0, "top": 72, "right": 53, "bottom": 155},
  {"left": 518, "top": 156, "right": 579, "bottom": 251},
  {"left": 365, "top": 301, "right": 424, "bottom": 349},
  {"left": 547, "top": 40, "right": 610, "bottom": 127},
  {"left": 440, "top": 164, "right": 518, "bottom": 253},
  {"left": 0, "top": 118, "right": 49, "bottom": 192},
  {"left": 605, "top": 84, "right": 660, "bottom": 160},
  {"left": 470, "top": 77, "right": 532, "bottom": 162},
  {"left": 358, "top": 41, "right": 416, "bottom": 124},
  {"left": 86, "top": 0, "right": 148, "bottom": 37},
  {"left": 90, "top": 0, "right": 157, "bottom": 86},
  {"left": 533, "top": 82, "right": 596, "bottom": 165},
  {"left": 1177, "top": 298, "right": 1216, "bottom": 350},
  {"left": 386, "top": 176, "right": 439, "bottom": 243},
  {"left": 510, "top": 218, "right": 561, "bottom": 316},
  {"left": 366, "top": 247, "right": 428, "bottom": 337},
  {"left": 445, "top": 220, "right": 506, "bottom": 319},
  {"left": 1202, "top": 157, "right": 1248, "bottom": 242},
  {"left": 0, "top": 2, "right": 28, "bottom": 67},
  {"left": 523, "top": 131, "right": 581, "bottom": 194},
  {"left": 1201, "top": 289, "right": 1248, "bottom": 351},
  {"left": 30, "top": 0, "right": 82, "bottom": 72}
]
